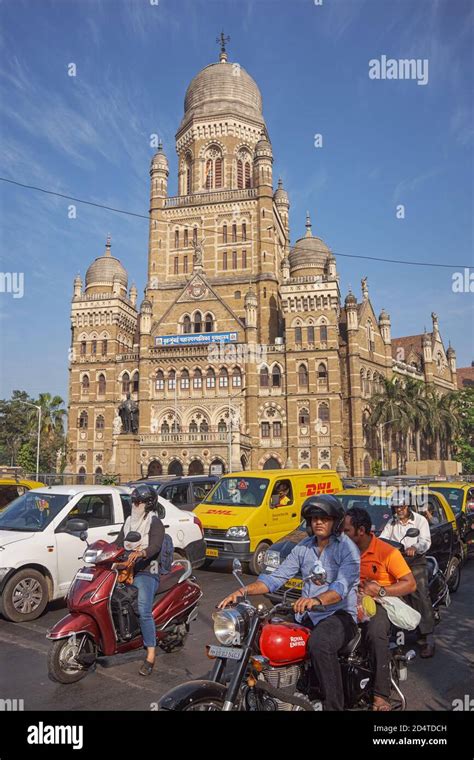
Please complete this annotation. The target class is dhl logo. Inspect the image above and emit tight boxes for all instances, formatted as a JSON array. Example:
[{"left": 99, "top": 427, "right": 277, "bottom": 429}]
[
  {"left": 301, "top": 483, "right": 335, "bottom": 497},
  {"left": 204, "top": 509, "right": 234, "bottom": 515}
]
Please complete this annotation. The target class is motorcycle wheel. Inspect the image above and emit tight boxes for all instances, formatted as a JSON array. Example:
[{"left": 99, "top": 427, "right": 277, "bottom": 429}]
[
  {"left": 446, "top": 557, "right": 461, "bottom": 593},
  {"left": 48, "top": 636, "right": 97, "bottom": 684},
  {"left": 182, "top": 698, "right": 225, "bottom": 711}
]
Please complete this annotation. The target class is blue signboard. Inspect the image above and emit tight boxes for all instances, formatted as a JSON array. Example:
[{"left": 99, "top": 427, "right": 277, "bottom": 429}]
[{"left": 155, "top": 331, "right": 238, "bottom": 347}]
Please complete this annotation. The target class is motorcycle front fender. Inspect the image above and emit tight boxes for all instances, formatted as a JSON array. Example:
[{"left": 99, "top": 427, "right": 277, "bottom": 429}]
[
  {"left": 46, "top": 612, "right": 101, "bottom": 644},
  {"left": 157, "top": 680, "right": 228, "bottom": 711}
]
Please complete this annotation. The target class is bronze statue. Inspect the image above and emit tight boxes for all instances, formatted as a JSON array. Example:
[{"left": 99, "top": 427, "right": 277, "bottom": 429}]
[{"left": 118, "top": 393, "right": 139, "bottom": 434}]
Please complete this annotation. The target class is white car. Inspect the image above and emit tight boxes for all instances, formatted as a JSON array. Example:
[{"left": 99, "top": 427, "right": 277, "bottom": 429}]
[{"left": 0, "top": 485, "right": 205, "bottom": 622}]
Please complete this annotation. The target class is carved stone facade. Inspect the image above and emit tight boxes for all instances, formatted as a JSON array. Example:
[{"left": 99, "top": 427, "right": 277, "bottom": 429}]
[{"left": 66, "top": 48, "right": 458, "bottom": 481}]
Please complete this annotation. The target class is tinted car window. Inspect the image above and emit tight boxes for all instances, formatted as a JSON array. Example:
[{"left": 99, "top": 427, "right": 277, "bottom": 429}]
[
  {"left": 66, "top": 494, "right": 114, "bottom": 528},
  {"left": 120, "top": 494, "right": 131, "bottom": 519},
  {"left": 162, "top": 484, "right": 189, "bottom": 507},
  {"left": 335, "top": 494, "right": 392, "bottom": 534},
  {"left": 192, "top": 481, "right": 215, "bottom": 502},
  {"left": 432, "top": 487, "right": 464, "bottom": 515}
]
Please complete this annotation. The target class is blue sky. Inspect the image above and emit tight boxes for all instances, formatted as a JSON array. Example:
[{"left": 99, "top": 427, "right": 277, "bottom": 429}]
[{"left": 0, "top": 0, "right": 473, "bottom": 404}]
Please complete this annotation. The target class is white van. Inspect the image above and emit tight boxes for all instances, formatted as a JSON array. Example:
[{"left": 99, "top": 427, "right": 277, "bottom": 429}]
[{"left": 0, "top": 485, "right": 205, "bottom": 622}]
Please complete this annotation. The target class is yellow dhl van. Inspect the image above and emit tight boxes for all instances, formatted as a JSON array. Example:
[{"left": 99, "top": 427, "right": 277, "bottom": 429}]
[{"left": 194, "top": 469, "right": 343, "bottom": 574}]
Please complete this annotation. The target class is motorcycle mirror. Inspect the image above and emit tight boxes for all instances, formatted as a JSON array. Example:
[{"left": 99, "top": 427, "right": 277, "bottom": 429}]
[
  {"left": 124, "top": 531, "right": 141, "bottom": 543},
  {"left": 232, "top": 559, "right": 243, "bottom": 575},
  {"left": 405, "top": 528, "right": 420, "bottom": 539}
]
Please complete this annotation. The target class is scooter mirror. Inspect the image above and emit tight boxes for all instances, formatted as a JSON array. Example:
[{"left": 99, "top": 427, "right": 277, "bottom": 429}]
[
  {"left": 124, "top": 531, "right": 141, "bottom": 543},
  {"left": 233, "top": 559, "right": 243, "bottom": 575},
  {"left": 405, "top": 528, "right": 420, "bottom": 539}
]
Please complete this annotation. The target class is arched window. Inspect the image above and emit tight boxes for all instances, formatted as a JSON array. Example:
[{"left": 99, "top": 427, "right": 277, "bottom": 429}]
[
  {"left": 168, "top": 370, "right": 176, "bottom": 390},
  {"left": 206, "top": 368, "right": 216, "bottom": 388},
  {"left": 96, "top": 415, "right": 105, "bottom": 430},
  {"left": 77, "top": 467, "right": 86, "bottom": 485},
  {"left": 188, "top": 460, "right": 204, "bottom": 475},
  {"left": 122, "top": 373, "right": 130, "bottom": 394},
  {"left": 222, "top": 224, "right": 228, "bottom": 244},
  {"left": 193, "top": 227, "right": 198, "bottom": 246},
  {"left": 318, "top": 403, "right": 330, "bottom": 422},
  {"left": 318, "top": 363, "right": 328, "bottom": 388},
  {"left": 161, "top": 421, "right": 170, "bottom": 435},
  {"left": 102, "top": 339, "right": 107, "bottom": 355},
  {"left": 271, "top": 365, "right": 281, "bottom": 387},
  {"left": 183, "top": 315, "right": 191, "bottom": 334},
  {"left": 307, "top": 326, "right": 315, "bottom": 344},
  {"left": 189, "top": 421, "right": 198, "bottom": 435},
  {"left": 261, "top": 421, "right": 270, "bottom": 438},
  {"left": 180, "top": 369, "right": 190, "bottom": 389},
  {"left": 98, "top": 374, "right": 106, "bottom": 395},
  {"left": 184, "top": 228, "right": 189, "bottom": 247},
  {"left": 232, "top": 367, "right": 242, "bottom": 388},
  {"left": 204, "top": 147, "right": 223, "bottom": 189},
  {"left": 79, "top": 411, "right": 88, "bottom": 429},
  {"left": 168, "top": 460, "right": 183, "bottom": 476},
  {"left": 193, "top": 368, "right": 202, "bottom": 389},
  {"left": 81, "top": 375, "right": 90, "bottom": 392},
  {"left": 260, "top": 366, "right": 269, "bottom": 387},
  {"left": 94, "top": 467, "right": 103, "bottom": 484},
  {"left": 298, "top": 364, "right": 309, "bottom": 387},
  {"left": 215, "top": 156, "right": 222, "bottom": 188},
  {"left": 320, "top": 324, "right": 328, "bottom": 343},
  {"left": 295, "top": 326, "right": 302, "bottom": 344},
  {"left": 205, "top": 313, "right": 213, "bottom": 332},
  {"left": 245, "top": 161, "right": 251, "bottom": 188},
  {"left": 218, "top": 419, "right": 227, "bottom": 433},
  {"left": 132, "top": 372, "right": 139, "bottom": 394},
  {"left": 148, "top": 460, "right": 162, "bottom": 477},
  {"left": 242, "top": 222, "right": 247, "bottom": 241},
  {"left": 194, "top": 311, "right": 202, "bottom": 333},
  {"left": 156, "top": 370, "right": 164, "bottom": 390},
  {"left": 232, "top": 223, "right": 237, "bottom": 243},
  {"left": 174, "top": 230, "right": 179, "bottom": 248},
  {"left": 199, "top": 420, "right": 209, "bottom": 436},
  {"left": 237, "top": 159, "right": 243, "bottom": 189},
  {"left": 185, "top": 156, "right": 192, "bottom": 195},
  {"left": 299, "top": 408, "right": 310, "bottom": 426},
  {"left": 219, "top": 367, "right": 229, "bottom": 388}
]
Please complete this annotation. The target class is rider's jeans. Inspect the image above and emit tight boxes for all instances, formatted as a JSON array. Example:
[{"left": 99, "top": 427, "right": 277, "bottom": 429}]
[
  {"left": 405, "top": 556, "right": 435, "bottom": 638},
  {"left": 133, "top": 573, "right": 160, "bottom": 648},
  {"left": 306, "top": 610, "right": 358, "bottom": 711},
  {"left": 361, "top": 604, "right": 391, "bottom": 700}
]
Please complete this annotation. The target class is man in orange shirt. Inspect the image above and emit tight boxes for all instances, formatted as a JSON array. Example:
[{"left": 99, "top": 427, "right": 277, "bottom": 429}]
[{"left": 344, "top": 507, "right": 416, "bottom": 711}]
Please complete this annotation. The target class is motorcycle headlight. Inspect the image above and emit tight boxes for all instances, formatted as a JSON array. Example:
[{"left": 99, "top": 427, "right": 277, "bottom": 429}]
[
  {"left": 212, "top": 607, "right": 248, "bottom": 645},
  {"left": 226, "top": 526, "right": 249, "bottom": 539},
  {"left": 83, "top": 548, "right": 103, "bottom": 564},
  {"left": 264, "top": 549, "right": 281, "bottom": 569}
]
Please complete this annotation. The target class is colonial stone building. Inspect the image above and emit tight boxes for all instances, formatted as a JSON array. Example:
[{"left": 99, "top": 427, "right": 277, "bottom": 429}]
[{"left": 66, "top": 44, "right": 458, "bottom": 481}]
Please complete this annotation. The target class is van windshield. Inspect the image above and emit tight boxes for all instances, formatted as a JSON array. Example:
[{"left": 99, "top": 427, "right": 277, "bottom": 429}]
[
  {"left": 0, "top": 492, "right": 72, "bottom": 532},
  {"left": 204, "top": 477, "right": 269, "bottom": 507}
]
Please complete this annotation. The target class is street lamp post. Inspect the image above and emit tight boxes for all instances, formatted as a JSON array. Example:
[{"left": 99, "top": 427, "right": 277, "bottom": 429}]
[
  {"left": 228, "top": 387, "right": 247, "bottom": 474},
  {"left": 15, "top": 400, "right": 42, "bottom": 481}
]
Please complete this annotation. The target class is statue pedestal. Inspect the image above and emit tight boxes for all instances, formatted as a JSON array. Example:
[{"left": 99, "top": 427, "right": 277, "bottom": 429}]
[{"left": 115, "top": 435, "right": 141, "bottom": 482}]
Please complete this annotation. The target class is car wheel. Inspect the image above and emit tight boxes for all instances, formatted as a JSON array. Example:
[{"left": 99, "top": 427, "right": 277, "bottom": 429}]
[
  {"left": 249, "top": 542, "right": 271, "bottom": 576},
  {"left": 446, "top": 557, "right": 461, "bottom": 593},
  {"left": 1, "top": 569, "right": 49, "bottom": 622}
]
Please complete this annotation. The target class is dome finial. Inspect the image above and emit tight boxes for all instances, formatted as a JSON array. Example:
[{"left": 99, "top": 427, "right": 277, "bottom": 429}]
[
  {"left": 105, "top": 233, "right": 111, "bottom": 255},
  {"left": 216, "top": 30, "right": 230, "bottom": 62},
  {"left": 305, "top": 211, "right": 312, "bottom": 237}
]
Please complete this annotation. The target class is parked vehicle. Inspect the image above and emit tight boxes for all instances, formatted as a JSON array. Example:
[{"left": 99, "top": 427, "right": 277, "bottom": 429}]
[
  {"left": 428, "top": 482, "right": 474, "bottom": 557},
  {"left": 194, "top": 469, "right": 342, "bottom": 575},
  {"left": 128, "top": 475, "right": 218, "bottom": 512},
  {"left": 0, "top": 485, "right": 205, "bottom": 622},
  {"left": 158, "top": 560, "right": 415, "bottom": 711},
  {"left": 262, "top": 487, "right": 463, "bottom": 601},
  {"left": 0, "top": 478, "right": 44, "bottom": 511},
  {"left": 47, "top": 522, "right": 202, "bottom": 683}
]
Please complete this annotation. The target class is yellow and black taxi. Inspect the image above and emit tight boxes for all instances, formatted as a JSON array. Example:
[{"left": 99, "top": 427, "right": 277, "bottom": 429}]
[
  {"left": 428, "top": 481, "right": 474, "bottom": 556},
  {"left": 262, "top": 485, "right": 464, "bottom": 599},
  {"left": 0, "top": 478, "right": 44, "bottom": 511}
]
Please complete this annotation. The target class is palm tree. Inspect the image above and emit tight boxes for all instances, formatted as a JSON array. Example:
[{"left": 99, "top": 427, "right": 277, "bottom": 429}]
[
  {"left": 35, "top": 393, "right": 67, "bottom": 438},
  {"left": 368, "top": 378, "right": 408, "bottom": 468}
]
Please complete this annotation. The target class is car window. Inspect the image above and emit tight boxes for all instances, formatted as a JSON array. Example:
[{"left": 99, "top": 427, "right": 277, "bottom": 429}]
[
  {"left": 0, "top": 485, "right": 25, "bottom": 510},
  {"left": 162, "top": 484, "right": 189, "bottom": 507},
  {"left": 421, "top": 497, "right": 444, "bottom": 527},
  {"left": 120, "top": 494, "right": 131, "bottom": 520},
  {"left": 431, "top": 487, "right": 464, "bottom": 515},
  {"left": 66, "top": 494, "right": 114, "bottom": 528},
  {"left": 270, "top": 479, "right": 293, "bottom": 507},
  {"left": 192, "top": 481, "right": 215, "bottom": 502}
]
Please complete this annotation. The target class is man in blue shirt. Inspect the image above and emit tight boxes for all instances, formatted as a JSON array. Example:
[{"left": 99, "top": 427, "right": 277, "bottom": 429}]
[{"left": 219, "top": 495, "right": 361, "bottom": 710}]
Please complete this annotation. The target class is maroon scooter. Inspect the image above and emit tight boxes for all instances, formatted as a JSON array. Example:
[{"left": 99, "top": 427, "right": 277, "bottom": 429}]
[{"left": 47, "top": 519, "right": 202, "bottom": 683}]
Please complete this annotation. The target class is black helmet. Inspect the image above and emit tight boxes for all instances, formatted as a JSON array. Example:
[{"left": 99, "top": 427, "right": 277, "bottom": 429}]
[
  {"left": 131, "top": 484, "right": 157, "bottom": 512},
  {"left": 389, "top": 493, "right": 411, "bottom": 516},
  {"left": 301, "top": 494, "right": 345, "bottom": 535}
]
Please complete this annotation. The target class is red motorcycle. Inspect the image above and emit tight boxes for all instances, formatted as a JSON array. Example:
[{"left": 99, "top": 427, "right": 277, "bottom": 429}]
[{"left": 47, "top": 519, "right": 202, "bottom": 683}]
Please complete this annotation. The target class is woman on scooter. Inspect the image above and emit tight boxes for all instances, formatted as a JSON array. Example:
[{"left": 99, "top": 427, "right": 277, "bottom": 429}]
[{"left": 115, "top": 483, "right": 164, "bottom": 676}]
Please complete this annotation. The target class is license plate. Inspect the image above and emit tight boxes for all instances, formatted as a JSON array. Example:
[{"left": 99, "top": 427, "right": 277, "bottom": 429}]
[
  {"left": 75, "top": 571, "right": 94, "bottom": 581},
  {"left": 208, "top": 645, "right": 243, "bottom": 660},
  {"left": 206, "top": 548, "right": 219, "bottom": 557},
  {"left": 285, "top": 577, "right": 303, "bottom": 590}
]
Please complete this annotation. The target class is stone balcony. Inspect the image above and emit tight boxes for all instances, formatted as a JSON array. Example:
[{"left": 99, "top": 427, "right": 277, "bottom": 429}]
[{"left": 164, "top": 188, "right": 258, "bottom": 209}]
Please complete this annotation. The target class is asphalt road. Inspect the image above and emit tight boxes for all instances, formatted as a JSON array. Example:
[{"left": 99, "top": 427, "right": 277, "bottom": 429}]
[{"left": 0, "top": 560, "right": 473, "bottom": 711}]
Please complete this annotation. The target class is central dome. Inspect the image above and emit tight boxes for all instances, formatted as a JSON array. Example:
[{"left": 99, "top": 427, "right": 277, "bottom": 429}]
[{"left": 180, "top": 59, "right": 264, "bottom": 131}]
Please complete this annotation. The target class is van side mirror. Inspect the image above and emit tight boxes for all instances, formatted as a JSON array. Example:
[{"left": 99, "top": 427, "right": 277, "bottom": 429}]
[{"left": 65, "top": 518, "right": 89, "bottom": 542}]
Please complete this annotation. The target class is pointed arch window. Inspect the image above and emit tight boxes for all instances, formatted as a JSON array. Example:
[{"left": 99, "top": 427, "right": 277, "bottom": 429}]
[
  {"left": 81, "top": 375, "right": 90, "bottom": 393},
  {"left": 185, "top": 157, "right": 192, "bottom": 195},
  {"left": 245, "top": 162, "right": 251, "bottom": 188},
  {"left": 183, "top": 315, "right": 192, "bottom": 334},
  {"left": 79, "top": 411, "right": 88, "bottom": 429},
  {"left": 184, "top": 228, "right": 189, "bottom": 247},
  {"left": 155, "top": 370, "right": 164, "bottom": 391},
  {"left": 318, "top": 403, "right": 330, "bottom": 422},
  {"left": 174, "top": 230, "right": 179, "bottom": 248},
  {"left": 219, "top": 367, "right": 229, "bottom": 388},
  {"left": 193, "top": 368, "right": 202, "bottom": 389},
  {"left": 122, "top": 373, "right": 130, "bottom": 394},
  {"left": 242, "top": 222, "right": 247, "bottom": 241},
  {"left": 232, "top": 367, "right": 242, "bottom": 388},
  {"left": 168, "top": 370, "right": 176, "bottom": 390},
  {"left": 132, "top": 372, "right": 139, "bottom": 394},
  {"left": 299, "top": 408, "right": 310, "bottom": 426},
  {"left": 295, "top": 326, "right": 302, "bottom": 344},
  {"left": 193, "top": 227, "right": 198, "bottom": 246},
  {"left": 96, "top": 415, "right": 105, "bottom": 431},
  {"left": 98, "top": 374, "right": 106, "bottom": 395},
  {"left": 204, "top": 147, "right": 223, "bottom": 190},
  {"left": 307, "top": 326, "right": 315, "bottom": 344},
  {"left": 260, "top": 366, "right": 269, "bottom": 388},
  {"left": 206, "top": 368, "right": 216, "bottom": 388},
  {"left": 232, "top": 223, "right": 237, "bottom": 243},
  {"left": 222, "top": 224, "right": 228, "bottom": 244},
  {"left": 298, "top": 364, "right": 309, "bottom": 388},
  {"left": 318, "top": 363, "right": 328, "bottom": 389},
  {"left": 205, "top": 313, "right": 213, "bottom": 332},
  {"left": 189, "top": 420, "right": 198, "bottom": 435},
  {"left": 320, "top": 324, "right": 328, "bottom": 343},
  {"left": 180, "top": 369, "right": 190, "bottom": 389},
  {"left": 218, "top": 419, "right": 227, "bottom": 433},
  {"left": 194, "top": 311, "right": 202, "bottom": 333},
  {"left": 237, "top": 160, "right": 243, "bottom": 189},
  {"left": 161, "top": 421, "right": 170, "bottom": 435},
  {"left": 271, "top": 365, "right": 282, "bottom": 387}
]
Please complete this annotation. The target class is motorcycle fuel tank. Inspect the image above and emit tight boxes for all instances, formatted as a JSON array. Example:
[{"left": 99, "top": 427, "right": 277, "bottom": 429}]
[{"left": 259, "top": 621, "right": 310, "bottom": 666}]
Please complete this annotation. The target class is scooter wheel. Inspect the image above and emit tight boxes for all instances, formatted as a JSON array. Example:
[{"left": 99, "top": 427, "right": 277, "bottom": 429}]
[
  {"left": 48, "top": 636, "right": 96, "bottom": 684},
  {"left": 446, "top": 557, "right": 461, "bottom": 593}
]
